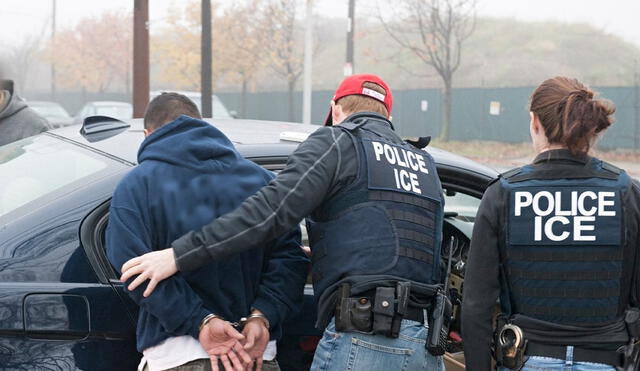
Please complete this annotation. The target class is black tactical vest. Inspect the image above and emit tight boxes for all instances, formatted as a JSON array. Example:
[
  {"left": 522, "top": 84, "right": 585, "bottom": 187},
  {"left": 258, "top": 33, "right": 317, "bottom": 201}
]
[
  {"left": 307, "top": 114, "right": 445, "bottom": 308},
  {"left": 500, "top": 155, "right": 633, "bottom": 325}
]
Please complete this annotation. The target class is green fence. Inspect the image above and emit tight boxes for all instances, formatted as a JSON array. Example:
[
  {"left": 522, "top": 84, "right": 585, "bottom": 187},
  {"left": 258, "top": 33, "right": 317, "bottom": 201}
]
[{"left": 218, "top": 86, "right": 640, "bottom": 150}]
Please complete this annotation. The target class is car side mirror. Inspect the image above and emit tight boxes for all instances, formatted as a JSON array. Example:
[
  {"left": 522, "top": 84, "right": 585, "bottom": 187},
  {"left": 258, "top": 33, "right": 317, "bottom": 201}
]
[{"left": 229, "top": 110, "right": 238, "bottom": 119}]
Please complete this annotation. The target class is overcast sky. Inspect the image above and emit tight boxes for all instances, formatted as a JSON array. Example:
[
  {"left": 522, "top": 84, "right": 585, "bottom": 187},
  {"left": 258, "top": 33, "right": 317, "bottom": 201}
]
[{"left": 2, "top": 0, "right": 640, "bottom": 47}]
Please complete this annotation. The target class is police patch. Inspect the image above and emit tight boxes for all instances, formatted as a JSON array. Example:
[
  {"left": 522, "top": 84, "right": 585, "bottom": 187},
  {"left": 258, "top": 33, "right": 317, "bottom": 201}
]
[
  {"left": 508, "top": 186, "right": 622, "bottom": 245},
  {"left": 362, "top": 139, "right": 439, "bottom": 200}
]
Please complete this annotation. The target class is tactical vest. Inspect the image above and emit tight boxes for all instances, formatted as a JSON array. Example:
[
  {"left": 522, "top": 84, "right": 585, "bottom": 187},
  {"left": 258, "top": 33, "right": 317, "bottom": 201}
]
[
  {"left": 307, "top": 114, "right": 444, "bottom": 305},
  {"left": 500, "top": 156, "right": 633, "bottom": 325}
]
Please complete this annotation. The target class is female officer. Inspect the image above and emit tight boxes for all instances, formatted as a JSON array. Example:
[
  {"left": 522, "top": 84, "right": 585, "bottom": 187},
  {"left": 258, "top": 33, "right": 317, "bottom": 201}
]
[{"left": 461, "top": 76, "right": 640, "bottom": 370}]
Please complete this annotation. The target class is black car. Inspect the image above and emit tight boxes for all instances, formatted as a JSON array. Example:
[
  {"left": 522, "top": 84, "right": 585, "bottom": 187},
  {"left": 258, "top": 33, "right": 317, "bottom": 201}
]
[{"left": 0, "top": 118, "right": 498, "bottom": 370}]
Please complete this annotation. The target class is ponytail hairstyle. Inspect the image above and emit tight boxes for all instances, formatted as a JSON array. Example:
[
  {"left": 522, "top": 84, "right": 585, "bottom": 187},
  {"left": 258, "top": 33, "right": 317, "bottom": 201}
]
[{"left": 529, "top": 76, "right": 615, "bottom": 154}]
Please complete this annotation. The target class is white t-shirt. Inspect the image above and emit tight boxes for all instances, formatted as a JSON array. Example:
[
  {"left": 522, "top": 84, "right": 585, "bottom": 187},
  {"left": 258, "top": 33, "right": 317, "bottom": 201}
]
[{"left": 138, "top": 335, "right": 277, "bottom": 371}]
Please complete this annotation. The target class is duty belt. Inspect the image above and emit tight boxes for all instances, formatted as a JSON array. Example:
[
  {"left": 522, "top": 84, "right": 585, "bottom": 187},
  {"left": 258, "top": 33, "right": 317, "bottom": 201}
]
[
  {"left": 526, "top": 342, "right": 623, "bottom": 367},
  {"left": 335, "top": 283, "right": 431, "bottom": 337},
  {"left": 359, "top": 289, "right": 427, "bottom": 323},
  {"left": 402, "top": 305, "right": 425, "bottom": 323}
]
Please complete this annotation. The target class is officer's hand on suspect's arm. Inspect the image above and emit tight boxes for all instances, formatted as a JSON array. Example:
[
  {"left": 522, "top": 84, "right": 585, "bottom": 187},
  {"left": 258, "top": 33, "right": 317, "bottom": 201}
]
[
  {"left": 199, "top": 317, "right": 251, "bottom": 371},
  {"left": 241, "top": 314, "right": 270, "bottom": 371},
  {"left": 120, "top": 248, "right": 177, "bottom": 297}
]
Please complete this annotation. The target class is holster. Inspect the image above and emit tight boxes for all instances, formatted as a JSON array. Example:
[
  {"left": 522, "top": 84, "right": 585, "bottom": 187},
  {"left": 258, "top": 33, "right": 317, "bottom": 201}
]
[
  {"left": 335, "top": 283, "right": 373, "bottom": 333},
  {"left": 335, "top": 282, "right": 412, "bottom": 338}
]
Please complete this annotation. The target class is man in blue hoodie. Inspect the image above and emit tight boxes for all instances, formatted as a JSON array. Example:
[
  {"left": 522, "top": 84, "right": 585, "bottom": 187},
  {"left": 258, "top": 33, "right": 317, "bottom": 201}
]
[{"left": 106, "top": 92, "right": 308, "bottom": 371}]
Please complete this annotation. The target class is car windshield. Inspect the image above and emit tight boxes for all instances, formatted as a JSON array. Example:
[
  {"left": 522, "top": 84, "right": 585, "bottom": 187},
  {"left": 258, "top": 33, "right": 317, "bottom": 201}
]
[
  {"left": 31, "top": 104, "right": 70, "bottom": 118},
  {"left": 95, "top": 105, "right": 132, "bottom": 120},
  {"left": 0, "top": 136, "right": 109, "bottom": 217},
  {"left": 443, "top": 189, "right": 481, "bottom": 220}
]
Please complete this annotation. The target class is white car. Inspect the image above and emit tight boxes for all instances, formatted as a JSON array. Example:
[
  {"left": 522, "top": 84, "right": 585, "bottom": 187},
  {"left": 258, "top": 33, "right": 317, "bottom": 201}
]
[{"left": 74, "top": 101, "right": 133, "bottom": 125}]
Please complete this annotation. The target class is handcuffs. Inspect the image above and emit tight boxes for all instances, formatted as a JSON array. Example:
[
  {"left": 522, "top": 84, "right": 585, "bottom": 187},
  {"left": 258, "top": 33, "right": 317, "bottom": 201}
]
[
  {"left": 496, "top": 323, "right": 528, "bottom": 370},
  {"left": 199, "top": 312, "right": 270, "bottom": 333}
]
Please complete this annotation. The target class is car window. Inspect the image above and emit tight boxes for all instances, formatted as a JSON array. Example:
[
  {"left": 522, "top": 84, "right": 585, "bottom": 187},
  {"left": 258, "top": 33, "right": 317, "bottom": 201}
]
[
  {"left": 0, "top": 136, "right": 109, "bottom": 217},
  {"left": 443, "top": 188, "right": 481, "bottom": 220}
]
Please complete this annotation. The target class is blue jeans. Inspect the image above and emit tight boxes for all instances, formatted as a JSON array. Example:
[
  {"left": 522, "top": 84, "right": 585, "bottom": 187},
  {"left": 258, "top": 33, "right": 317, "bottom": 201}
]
[
  {"left": 310, "top": 317, "right": 444, "bottom": 371},
  {"left": 498, "top": 346, "right": 616, "bottom": 371}
]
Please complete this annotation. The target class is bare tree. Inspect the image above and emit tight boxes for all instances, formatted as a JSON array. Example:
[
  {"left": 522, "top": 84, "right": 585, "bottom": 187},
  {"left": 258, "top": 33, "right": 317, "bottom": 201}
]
[
  {"left": 379, "top": 0, "right": 476, "bottom": 141},
  {"left": 218, "top": 0, "right": 267, "bottom": 118},
  {"left": 264, "top": 0, "right": 321, "bottom": 122}
]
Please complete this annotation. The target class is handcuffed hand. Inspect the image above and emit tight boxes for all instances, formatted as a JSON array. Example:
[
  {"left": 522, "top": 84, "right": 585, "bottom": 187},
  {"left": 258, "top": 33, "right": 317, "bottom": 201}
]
[
  {"left": 120, "top": 248, "right": 177, "bottom": 297},
  {"left": 199, "top": 318, "right": 252, "bottom": 371},
  {"left": 242, "top": 318, "right": 270, "bottom": 371}
]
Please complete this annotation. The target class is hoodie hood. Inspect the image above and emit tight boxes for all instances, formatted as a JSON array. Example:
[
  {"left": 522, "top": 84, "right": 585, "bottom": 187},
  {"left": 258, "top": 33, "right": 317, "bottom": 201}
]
[
  {"left": 137, "top": 115, "right": 241, "bottom": 173},
  {"left": 0, "top": 91, "right": 28, "bottom": 120}
]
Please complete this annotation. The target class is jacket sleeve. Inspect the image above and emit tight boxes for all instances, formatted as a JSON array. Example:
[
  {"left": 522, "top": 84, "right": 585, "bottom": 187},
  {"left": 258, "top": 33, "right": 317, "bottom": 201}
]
[
  {"left": 251, "top": 226, "right": 310, "bottom": 333},
  {"left": 106, "top": 204, "right": 210, "bottom": 339},
  {"left": 172, "top": 127, "right": 352, "bottom": 272},
  {"left": 461, "top": 182, "right": 503, "bottom": 371},
  {"left": 631, "top": 180, "right": 640, "bottom": 307}
]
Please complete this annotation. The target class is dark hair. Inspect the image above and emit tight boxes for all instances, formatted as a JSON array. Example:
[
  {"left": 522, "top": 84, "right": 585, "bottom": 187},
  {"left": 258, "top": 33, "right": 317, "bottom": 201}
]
[
  {"left": 529, "top": 76, "right": 615, "bottom": 154},
  {"left": 144, "top": 92, "right": 202, "bottom": 131},
  {"left": 336, "top": 82, "right": 389, "bottom": 118}
]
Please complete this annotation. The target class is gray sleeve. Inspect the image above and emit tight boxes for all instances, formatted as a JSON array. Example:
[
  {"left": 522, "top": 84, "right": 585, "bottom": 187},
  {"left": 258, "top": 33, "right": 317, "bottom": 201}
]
[
  {"left": 173, "top": 127, "right": 352, "bottom": 272},
  {"left": 22, "top": 106, "right": 51, "bottom": 132}
]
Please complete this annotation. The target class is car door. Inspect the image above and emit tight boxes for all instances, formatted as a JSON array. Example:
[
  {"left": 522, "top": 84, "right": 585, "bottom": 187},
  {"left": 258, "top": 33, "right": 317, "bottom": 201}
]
[{"left": 0, "top": 135, "right": 139, "bottom": 370}]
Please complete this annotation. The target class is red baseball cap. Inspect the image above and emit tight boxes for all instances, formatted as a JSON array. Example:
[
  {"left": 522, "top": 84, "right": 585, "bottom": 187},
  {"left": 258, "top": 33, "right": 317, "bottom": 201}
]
[{"left": 324, "top": 74, "right": 393, "bottom": 126}]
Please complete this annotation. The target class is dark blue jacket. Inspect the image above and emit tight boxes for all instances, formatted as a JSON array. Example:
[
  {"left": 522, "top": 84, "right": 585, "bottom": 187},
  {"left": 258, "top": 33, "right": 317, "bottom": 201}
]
[{"left": 106, "top": 115, "right": 308, "bottom": 352}]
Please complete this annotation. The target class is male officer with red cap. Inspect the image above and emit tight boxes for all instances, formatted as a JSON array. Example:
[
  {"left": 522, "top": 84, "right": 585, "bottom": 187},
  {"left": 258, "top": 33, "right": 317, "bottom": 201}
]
[{"left": 121, "top": 74, "right": 446, "bottom": 370}]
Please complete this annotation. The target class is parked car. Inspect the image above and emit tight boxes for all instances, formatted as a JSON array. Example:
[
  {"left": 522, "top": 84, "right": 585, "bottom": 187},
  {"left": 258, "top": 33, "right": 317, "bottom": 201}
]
[
  {"left": 0, "top": 118, "right": 497, "bottom": 370},
  {"left": 74, "top": 101, "right": 133, "bottom": 125},
  {"left": 150, "top": 90, "right": 236, "bottom": 119},
  {"left": 28, "top": 101, "right": 74, "bottom": 128}
]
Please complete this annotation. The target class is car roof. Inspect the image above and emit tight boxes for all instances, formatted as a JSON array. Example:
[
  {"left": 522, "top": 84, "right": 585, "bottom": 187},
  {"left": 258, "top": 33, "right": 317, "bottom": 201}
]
[
  {"left": 50, "top": 118, "right": 318, "bottom": 164},
  {"left": 49, "top": 118, "right": 498, "bottom": 178}
]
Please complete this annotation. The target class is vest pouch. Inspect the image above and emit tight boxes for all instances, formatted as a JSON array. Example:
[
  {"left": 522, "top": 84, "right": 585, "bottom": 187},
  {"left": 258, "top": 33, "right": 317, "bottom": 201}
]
[{"left": 372, "top": 286, "right": 396, "bottom": 337}]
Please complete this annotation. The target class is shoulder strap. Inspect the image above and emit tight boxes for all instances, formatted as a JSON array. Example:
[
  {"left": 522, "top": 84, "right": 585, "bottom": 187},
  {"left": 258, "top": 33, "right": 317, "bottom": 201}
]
[
  {"left": 501, "top": 167, "right": 523, "bottom": 179},
  {"left": 601, "top": 161, "right": 622, "bottom": 175}
]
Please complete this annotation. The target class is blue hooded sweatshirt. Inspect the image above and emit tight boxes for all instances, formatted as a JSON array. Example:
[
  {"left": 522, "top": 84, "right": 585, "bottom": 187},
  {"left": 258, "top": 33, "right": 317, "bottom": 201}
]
[{"left": 106, "top": 115, "right": 308, "bottom": 352}]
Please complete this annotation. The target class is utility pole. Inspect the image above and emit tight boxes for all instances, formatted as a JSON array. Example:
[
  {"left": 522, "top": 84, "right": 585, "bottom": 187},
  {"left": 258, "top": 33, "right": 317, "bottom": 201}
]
[
  {"left": 133, "top": 0, "right": 149, "bottom": 118},
  {"left": 635, "top": 58, "right": 639, "bottom": 151},
  {"left": 302, "top": 0, "right": 313, "bottom": 125},
  {"left": 201, "top": 0, "right": 212, "bottom": 118},
  {"left": 50, "top": 0, "right": 56, "bottom": 101},
  {"left": 345, "top": 0, "right": 355, "bottom": 76}
]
